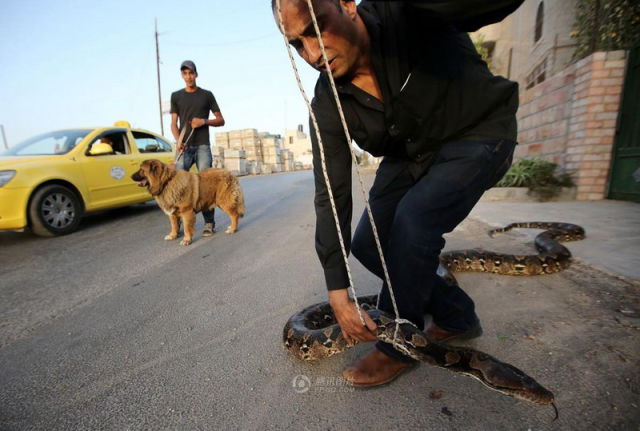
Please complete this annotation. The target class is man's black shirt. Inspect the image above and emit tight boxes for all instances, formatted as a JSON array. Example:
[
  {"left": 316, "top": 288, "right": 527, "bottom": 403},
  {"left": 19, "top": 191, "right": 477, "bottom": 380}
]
[
  {"left": 170, "top": 88, "right": 220, "bottom": 146},
  {"left": 309, "top": 1, "right": 520, "bottom": 290}
]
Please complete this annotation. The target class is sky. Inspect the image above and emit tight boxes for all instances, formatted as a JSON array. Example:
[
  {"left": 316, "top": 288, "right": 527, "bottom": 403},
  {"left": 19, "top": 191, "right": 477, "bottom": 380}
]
[{"left": 0, "top": 0, "right": 320, "bottom": 147}]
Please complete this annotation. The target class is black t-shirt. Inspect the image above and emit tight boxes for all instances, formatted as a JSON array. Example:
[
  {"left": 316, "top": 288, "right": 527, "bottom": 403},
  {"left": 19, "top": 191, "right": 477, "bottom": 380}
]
[{"left": 170, "top": 88, "right": 220, "bottom": 146}]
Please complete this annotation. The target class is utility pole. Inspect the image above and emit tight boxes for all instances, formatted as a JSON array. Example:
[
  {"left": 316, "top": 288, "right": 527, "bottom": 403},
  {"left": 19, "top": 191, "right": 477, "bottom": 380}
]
[
  {"left": 155, "top": 18, "right": 165, "bottom": 136},
  {"left": 0, "top": 124, "right": 8, "bottom": 150}
]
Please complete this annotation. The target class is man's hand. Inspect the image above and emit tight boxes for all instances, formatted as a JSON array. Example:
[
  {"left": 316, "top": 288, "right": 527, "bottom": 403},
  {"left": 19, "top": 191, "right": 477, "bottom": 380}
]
[
  {"left": 191, "top": 118, "right": 207, "bottom": 128},
  {"left": 176, "top": 143, "right": 185, "bottom": 153},
  {"left": 329, "top": 289, "right": 378, "bottom": 346}
]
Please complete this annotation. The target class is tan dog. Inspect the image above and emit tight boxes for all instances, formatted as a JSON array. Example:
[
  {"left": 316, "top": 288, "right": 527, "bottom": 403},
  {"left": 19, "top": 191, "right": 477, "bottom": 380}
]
[{"left": 131, "top": 159, "right": 245, "bottom": 245}]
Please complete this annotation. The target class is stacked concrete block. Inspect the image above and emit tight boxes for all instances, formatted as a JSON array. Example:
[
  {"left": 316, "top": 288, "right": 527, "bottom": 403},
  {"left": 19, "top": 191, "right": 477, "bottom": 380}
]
[
  {"left": 214, "top": 132, "right": 230, "bottom": 150},
  {"left": 212, "top": 146, "right": 225, "bottom": 168},
  {"left": 223, "top": 149, "right": 247, "bottom": 176},
  {"left": 280, "top": 149, "right": 294, "bottom": 172},
  {"left": 214, "top": 128, "right": 310, "bottom": 176},
  {"left": 212, "top": 146, "right": 225, "bottom": 157},
  {"left": 242, "top": 135, "right": 263, "bottom": 163},
  {"left": 260, "top": 133, "right": 282, "bottom": 173},
  {"left": 262, "top": 145, "right": 280, "bottom": 169},
  {"left": 246, "top": 160, "right": 263, "bottom": 175},
  {"left": 260, "top": 133, "right": 280, "bottom": 148}
]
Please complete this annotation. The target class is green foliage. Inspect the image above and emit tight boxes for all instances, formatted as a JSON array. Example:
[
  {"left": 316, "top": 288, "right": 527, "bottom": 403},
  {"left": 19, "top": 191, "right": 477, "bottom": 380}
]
[
  {"left": 496, "top": 158, "right": 575, "bottom": 200},
  {"left": 472, "top": 33, "right": 494, "bottom": 72},
  {"left": 571, "top": 0, "right": 640, "bottom": 61}
]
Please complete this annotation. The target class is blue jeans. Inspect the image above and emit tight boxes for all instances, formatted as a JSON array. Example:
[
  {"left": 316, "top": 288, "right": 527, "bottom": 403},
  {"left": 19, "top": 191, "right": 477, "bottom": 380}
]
[
  {"left": 175, "top": 145, "right": 215, "bottom": 225},
  {"left": 351, "top": 139, "right": 516, "bottom": 362}
]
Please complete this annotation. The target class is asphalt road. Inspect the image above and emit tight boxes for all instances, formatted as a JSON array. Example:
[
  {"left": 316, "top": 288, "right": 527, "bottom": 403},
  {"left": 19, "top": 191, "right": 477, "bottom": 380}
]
[{"left": 1, "top": 170, "right": 638, "bottom": 430}]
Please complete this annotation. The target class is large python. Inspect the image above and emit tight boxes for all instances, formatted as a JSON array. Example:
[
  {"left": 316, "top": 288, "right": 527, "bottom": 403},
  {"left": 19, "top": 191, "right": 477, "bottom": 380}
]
[{"left": 284, "top": 222, "right": 585, "bottom": 414}]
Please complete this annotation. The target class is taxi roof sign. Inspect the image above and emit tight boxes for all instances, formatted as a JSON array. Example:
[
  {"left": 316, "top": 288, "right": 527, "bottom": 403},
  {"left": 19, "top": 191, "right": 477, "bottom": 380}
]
[{"left": 113, "top": 121, "right": 131, "bottom": 128}]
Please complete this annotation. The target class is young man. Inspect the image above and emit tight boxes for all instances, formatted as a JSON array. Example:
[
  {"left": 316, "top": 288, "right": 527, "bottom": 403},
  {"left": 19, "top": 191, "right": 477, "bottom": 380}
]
[
  {"left": 170, "top": 60, "right": 225, "bottom": 237},
  {"left": 274, "top": 0, "right": 522, "bottom": 386}
]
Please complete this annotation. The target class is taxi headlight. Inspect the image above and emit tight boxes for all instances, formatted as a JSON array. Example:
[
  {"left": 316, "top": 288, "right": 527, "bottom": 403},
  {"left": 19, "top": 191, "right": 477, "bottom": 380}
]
[{"left": 0, "top": 170, "right": 16, "bottom": 187}]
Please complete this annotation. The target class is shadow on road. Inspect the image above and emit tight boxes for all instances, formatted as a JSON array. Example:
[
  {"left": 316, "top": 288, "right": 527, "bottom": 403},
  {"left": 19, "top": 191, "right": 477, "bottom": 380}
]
[{"left": 0, "top": 203, "right": 158, "bottom": 245}]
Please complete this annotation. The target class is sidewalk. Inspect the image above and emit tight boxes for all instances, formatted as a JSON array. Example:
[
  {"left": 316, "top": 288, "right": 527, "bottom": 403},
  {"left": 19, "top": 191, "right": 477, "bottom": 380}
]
[
  {"left": 357, "top": 168, "right": 640, "bottom": 281},
  {"left": 468, "top": 199, "right": 640, "bottom": 281}
]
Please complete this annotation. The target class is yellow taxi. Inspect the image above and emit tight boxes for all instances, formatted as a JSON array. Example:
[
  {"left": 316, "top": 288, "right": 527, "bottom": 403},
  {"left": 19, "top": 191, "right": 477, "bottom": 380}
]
[{"left": 0, "top": 121, "right": 175, "bottom": 236}]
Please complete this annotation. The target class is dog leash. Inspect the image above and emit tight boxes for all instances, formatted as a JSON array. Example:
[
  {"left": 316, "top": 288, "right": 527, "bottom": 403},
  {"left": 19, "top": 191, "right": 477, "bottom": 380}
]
[{"left": 174, "top": 123, "right": 196, "bottom": 164}]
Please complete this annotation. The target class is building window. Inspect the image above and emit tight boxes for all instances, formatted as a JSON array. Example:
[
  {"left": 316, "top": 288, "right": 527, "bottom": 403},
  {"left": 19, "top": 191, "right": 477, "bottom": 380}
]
[
  {"left": 534, "top": 2, "right": 544, "bottom": 43},
  {"left": 289, "top": 137, "right": 293, "bottom": 144},
  {"left": 525, "top": 57, "right": 547, "bottom": 89}
]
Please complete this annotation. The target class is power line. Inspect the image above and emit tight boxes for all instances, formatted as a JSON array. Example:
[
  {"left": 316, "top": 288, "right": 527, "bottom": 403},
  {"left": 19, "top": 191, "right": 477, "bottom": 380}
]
[{"left": 164, "top": 33, "right": 278, "bottom": 48}]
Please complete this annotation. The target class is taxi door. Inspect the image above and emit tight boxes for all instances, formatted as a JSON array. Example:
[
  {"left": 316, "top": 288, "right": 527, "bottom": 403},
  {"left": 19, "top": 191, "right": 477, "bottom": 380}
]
[
  {"left": 80, "top": 131, "right": 149, "bottom": 210},
  {"left": 130, "top": 130, "right": 175, "bottom": 168},
  {"left": 128, "top": 130, "right": 177, "bottom": 199}
]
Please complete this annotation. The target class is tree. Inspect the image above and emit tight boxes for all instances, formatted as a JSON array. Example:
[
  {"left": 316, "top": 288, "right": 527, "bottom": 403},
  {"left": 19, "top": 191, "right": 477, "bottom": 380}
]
[
  {"left": 472, "top": 33, "right": 494, "bottom": 72},
  {"left": 571, "top": 0, "right": 640, "bottom": 60}
]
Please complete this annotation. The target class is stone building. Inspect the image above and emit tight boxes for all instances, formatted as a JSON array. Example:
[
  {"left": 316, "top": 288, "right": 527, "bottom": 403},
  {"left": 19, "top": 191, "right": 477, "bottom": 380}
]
[
  {"left": 471, "top": 1, "right": 635, "bottom": 201},
  {"left": 471, "top": 0, "right": 578, "bottom": 89},
  {"left": 283, "top": 125, "right": 313, "bottom": 169}
]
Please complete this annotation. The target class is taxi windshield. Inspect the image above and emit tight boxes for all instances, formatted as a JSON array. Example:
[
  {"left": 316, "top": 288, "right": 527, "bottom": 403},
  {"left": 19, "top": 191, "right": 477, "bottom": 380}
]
[{"left": 1, "top": 129, "right": 90, "bottom": 156}]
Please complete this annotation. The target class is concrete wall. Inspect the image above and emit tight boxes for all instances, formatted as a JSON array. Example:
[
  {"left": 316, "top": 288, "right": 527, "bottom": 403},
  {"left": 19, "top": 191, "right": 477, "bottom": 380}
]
[{"left": 516, "top": 50, "right": 627, "bottom": 200}]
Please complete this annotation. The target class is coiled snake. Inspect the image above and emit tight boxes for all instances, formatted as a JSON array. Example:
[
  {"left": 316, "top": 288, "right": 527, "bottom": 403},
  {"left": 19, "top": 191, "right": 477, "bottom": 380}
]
[{"left": 283, "top": 222, "right": 585, "bottom": 414}]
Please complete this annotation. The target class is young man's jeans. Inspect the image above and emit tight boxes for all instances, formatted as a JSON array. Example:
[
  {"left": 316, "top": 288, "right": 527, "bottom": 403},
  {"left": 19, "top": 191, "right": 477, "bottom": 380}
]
[
  {"left": 175, "top": 145, "right": 215, "bottom": 226},
  {"left": 350, "top": 138, "right": 516, "bottom": 362}
]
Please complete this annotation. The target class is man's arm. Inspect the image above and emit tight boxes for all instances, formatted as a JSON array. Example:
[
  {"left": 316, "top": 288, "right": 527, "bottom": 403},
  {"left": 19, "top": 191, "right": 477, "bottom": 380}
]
[
  {"left": 171, "top": 113, "right": 180, "bottom": 145},
  {"left": 309, "top": 112, "right": 352, "bottom": 293},
  {"left": 192, "top": 90, "right": 225, "bottom": 129},
  {"left": 309, "top": 87, "right": 377, "bottom": 344},
  {"left": 192, "top": 111, "right": 225, "bottom": 128},
  {"left": 170, "top": 92, "right": 180, "bottom": 143},
  {"left": 209, "top": 111, "right": 225, "bottom": 127}
]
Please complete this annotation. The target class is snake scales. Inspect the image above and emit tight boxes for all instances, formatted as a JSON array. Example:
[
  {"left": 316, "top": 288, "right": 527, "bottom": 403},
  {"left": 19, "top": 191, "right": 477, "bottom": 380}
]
[{"left": 283, "top": 222, "right": 585, "bottom": 411}]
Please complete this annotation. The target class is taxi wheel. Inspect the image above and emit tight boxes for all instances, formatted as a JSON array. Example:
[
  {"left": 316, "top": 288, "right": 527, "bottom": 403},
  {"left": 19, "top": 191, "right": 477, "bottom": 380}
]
[{"left": 28, "top": 185, "right": 83, "bottom": 237}]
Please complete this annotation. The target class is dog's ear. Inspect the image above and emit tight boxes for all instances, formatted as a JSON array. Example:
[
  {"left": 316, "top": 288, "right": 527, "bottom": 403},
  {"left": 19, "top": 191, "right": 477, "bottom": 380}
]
[
  {"left": 139, "top": 160, "right": 152, "bottom": 173},
  {"left": 149, "top": 160, "right": 162, "bottom": 176}
]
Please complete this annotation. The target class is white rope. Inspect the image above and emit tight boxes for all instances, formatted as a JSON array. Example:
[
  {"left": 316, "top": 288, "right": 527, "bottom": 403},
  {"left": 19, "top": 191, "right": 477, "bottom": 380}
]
[
  {"left": 275, "top": 0, "right": 364, "bottom": 327},
  {"left": 275, "top": 0, "right": 415, "bottom": 345}
]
